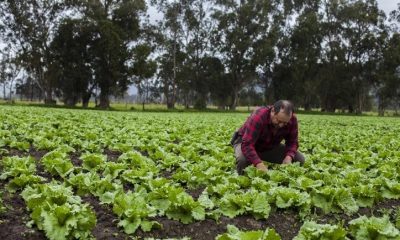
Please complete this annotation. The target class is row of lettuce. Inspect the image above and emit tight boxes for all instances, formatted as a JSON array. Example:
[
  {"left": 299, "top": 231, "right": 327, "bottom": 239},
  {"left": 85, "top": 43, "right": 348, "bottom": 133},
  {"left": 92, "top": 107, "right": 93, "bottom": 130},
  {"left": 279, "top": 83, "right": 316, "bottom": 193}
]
[
  {"left": 1, "top": 107, "right": 400, "bottom": 239},
  {"left": 2, "top": 149, "right": 400, "bottom": 239}
]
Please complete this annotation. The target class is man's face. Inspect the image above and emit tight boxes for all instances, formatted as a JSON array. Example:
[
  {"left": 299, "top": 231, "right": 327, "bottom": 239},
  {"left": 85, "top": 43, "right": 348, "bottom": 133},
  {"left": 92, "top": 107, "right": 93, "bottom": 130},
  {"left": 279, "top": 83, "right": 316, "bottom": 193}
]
[{"left": 271, "top": 109, "right": 291, "bottom": 128}]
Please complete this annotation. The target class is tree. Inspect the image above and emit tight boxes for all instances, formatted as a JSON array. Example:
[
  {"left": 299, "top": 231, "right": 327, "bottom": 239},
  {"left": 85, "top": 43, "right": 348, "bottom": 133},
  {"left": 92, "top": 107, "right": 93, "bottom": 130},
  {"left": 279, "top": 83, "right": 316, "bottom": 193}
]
[
  {"left": 201, "top": 56, "right": 230, "bottom": 109},
  {"left": 151, "top": 0, "right": 187, "bottom": 109},
  {"left": 181, "top": 0, "right": 213, "bottom": 109},
  {"left": 0, "top": 46, "right": 22, "bottom": 101},
  {"left": 212, "top": 0, "right": 298, "bottom": 110},
  {"left": 67, "top": 0, "right": 148, "bottom": 108},
  {"left": 156, "top": 42, "right": 186, "bottom": 109},
  {"left": 50, "top": 19, "right": 95, "bottom": 107},
  {"left": 288, "top": 4, "right": 323, "bottom": 110},
  {"left": 211, "top": 0, "right": 263, "bottom": 110},
  {"left": 340, "top": 0, "right": 385, "bottom": 113},
  {"left": 0, "top": 0, "right": 66, "bottom": 104},
  {"left": 130, "top": 43, "right": 157, "bottom": 110},
  {"left": 374, "top": 33, "right": 400, "bottom": 115},
  {"left": 373, "top": 4, "right": 400, "bottom": 115}
]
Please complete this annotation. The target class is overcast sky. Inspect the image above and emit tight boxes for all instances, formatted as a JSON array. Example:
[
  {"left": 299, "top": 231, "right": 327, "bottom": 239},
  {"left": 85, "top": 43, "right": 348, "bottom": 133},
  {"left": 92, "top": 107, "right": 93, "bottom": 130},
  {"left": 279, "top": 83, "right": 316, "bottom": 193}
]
[{"left": 376, "top": 0, "right": 399, "bottom": 15}]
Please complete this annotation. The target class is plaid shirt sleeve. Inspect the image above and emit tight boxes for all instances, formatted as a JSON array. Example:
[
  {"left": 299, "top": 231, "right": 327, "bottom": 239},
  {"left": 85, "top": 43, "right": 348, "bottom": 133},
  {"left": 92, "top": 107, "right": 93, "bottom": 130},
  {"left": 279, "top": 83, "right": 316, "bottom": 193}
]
[
  {"left": 240, "top": 108, "right": 265, "bottom": 166},
  {"left": 284, "top": 116, "right": 299, "bottom": 159}
]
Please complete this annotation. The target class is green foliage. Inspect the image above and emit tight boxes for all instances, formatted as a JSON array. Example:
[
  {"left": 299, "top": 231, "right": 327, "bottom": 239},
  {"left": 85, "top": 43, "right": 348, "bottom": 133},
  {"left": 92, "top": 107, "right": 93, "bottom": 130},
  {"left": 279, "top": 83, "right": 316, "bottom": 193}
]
[
  {"left": 0, "top": 0, "right": 67, "bottom": 103},
  {"left": 81, "top": 153, "right": 106, "bottom": 171},
  {"left": 42, "top": 150, "right": 74, "bottom": 178},
  {"left": 311, "top": 186, "right": 358, "bottom": 214},
  {"left": 216, "top": 225, "right": 281, "bottom": 240},
  {"left": 0, "top": 156, "right": 37, "bottom": 180},
  {"left": 21, "top": 182, "right": 96, "bottom": 240},
  {"left": 67, "top": 172, "right": 100, "bottom": 196},
  {"left": 349, "top": 215, "right": 400, "bottom": 239},
  {"left": 146, "top": 182, "right": 205, "bottom": 224},
  {"left": 294, "top": 221, "right": 347, "bottom": 240},
  {"left": 218, "top": 190, "right": 271, "bottom": 219},
  {"left": 0, "top": 156, "right": 44, "bottom": 192},
  {"left": 1, "top": 0, "right": 400, "bottom": 111},
  {"left": 102, "top": 162, "right": 128, "bottom": 179},
  {"left": 395, "top": 207, "right": 400, "bottom": 229},
  {"left": 0, "top": 191, "right": 6, "bottom": 214},
  {"left": 113, "top": 190, "right": 159, "bottom": 234},
  {"left": 1, "top": 106, "right": 400, "bottom": 238}
]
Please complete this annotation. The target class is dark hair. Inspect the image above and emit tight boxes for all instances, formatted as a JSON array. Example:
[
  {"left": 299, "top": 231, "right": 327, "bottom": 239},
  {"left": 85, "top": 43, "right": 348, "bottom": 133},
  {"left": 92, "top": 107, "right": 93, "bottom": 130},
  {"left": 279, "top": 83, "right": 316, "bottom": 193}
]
[{"left": 273, "top": 100, "right": 294, "bottom": 115}]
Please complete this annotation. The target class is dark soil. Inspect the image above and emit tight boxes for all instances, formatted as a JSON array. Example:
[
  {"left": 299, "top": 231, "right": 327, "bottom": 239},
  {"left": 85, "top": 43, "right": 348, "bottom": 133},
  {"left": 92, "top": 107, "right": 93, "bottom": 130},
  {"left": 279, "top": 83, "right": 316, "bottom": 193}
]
[
  {"left": 69, "top": 151, "right": 83, "bottom": 167},
  {"left": 123, "top": 182, "right": 136, "bottom": 192},
  {"left": 159, "top": 169, "right": 174, "bottom": 179},
  {"left": 103, "top": 149, "right": 122, "bottom": 162},
  {"left": 317, "top": 199, "right": 400, "bottom": 226},
  {"left": 186, "top": 187, "right": 206, "bottom": 200},
  {"left": 75, "top": 189, "right": 300, "bottom": 240},
  {"left": 0, "top": 191, "right": 46, "bottom": 240},
  {"left": 134, "top": 148, "right": 150, "bottom": 157},
  {"left": 135, "top": 212, "right": 300, "bottom": 240},
  {"left": 0, "top": 146, "right": 48, "bottom": 159},
  {"left": 29, "top": 146, "right": 48, "bottom": 161},
  {"left": 35, "top": 161, "right": 53, "bottom": 182},
  {"left": 81, "top": 195, "right": 131, "bottom": 240},
  {"left": 264, "top": 209, "right": 301, "bottom": 239}
]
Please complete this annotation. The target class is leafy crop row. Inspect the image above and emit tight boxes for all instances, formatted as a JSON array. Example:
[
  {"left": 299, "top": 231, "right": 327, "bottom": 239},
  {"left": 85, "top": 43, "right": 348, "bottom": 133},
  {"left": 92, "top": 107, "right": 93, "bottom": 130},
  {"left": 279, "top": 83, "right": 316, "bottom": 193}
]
[{"left": 1, "top": 106, "right": 400, "bottom": 239}]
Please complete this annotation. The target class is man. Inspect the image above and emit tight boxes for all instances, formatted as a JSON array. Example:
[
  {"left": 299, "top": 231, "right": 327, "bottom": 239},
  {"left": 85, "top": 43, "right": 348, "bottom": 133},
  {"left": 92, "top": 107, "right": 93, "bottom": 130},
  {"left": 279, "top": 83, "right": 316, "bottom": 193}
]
[{"left": 231, "top": 100, "right": 305, "bottom": 175}]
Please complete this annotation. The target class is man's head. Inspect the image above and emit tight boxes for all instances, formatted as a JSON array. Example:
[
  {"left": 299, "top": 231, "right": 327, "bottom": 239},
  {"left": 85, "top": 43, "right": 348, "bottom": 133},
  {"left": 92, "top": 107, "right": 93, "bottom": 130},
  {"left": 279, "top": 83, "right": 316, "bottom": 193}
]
[{"left": 270, "top": 100, "right": 294, "bottom": 128}]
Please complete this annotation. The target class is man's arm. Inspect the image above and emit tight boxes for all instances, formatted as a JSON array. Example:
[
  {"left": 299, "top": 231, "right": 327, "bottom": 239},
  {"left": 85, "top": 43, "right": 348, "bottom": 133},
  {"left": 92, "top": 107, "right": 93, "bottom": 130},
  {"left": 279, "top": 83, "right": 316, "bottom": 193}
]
[
  {"left": 283, "top": 117, "right": 299, "bottom": 163},
  {"left": 240, "top": 109, "right": 265, "bottom": 167}
]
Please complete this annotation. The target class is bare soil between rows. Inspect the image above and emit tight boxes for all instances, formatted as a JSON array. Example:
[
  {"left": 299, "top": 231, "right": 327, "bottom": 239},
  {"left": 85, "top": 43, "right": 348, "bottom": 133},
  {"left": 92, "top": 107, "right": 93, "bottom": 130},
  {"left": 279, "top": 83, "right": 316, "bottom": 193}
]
[{"left": 1, "top": 147, "right": 400, "bottom": 240}]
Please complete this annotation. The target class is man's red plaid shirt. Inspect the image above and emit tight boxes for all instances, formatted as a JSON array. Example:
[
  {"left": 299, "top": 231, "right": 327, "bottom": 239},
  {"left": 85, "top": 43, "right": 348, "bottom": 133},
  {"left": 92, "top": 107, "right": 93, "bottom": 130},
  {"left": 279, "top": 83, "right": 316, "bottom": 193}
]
[{"left": 238, "top": 106, "right": 299, "bottom": 166}]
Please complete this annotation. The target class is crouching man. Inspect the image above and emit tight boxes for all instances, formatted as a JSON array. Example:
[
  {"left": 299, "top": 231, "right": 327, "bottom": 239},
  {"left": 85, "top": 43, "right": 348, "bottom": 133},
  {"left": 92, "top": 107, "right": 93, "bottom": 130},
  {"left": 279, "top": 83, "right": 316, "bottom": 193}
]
[{"left": 231, "top": 100, "right": 305, "bottom": 175}]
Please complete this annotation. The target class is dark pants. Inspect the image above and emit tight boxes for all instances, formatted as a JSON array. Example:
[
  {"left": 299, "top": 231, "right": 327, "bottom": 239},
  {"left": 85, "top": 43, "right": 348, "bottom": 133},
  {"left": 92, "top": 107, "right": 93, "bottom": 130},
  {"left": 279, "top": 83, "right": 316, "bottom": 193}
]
[{"left": 233, "top": 142, "right": 305, "bottom": 175}]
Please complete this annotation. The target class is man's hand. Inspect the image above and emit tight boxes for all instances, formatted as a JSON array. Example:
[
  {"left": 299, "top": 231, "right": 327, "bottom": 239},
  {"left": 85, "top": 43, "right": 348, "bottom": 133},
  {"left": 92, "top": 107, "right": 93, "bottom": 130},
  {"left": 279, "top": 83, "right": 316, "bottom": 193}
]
[
  {"left": 282, "top": 156, "right": 292, "bottom": 165},
  {"left": 256, "top": 162, "right": 268, "bottom": 172}
]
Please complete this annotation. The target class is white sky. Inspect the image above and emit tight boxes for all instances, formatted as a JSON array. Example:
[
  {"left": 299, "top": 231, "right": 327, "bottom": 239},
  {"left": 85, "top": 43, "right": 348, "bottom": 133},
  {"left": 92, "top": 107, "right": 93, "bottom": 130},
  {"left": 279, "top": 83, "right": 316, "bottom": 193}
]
[
  {"left": 376, "top": 0, "right": 399, "bottom": 16},
  {"left": 145, "top": 0, "right": 400, "bottom": 21}
]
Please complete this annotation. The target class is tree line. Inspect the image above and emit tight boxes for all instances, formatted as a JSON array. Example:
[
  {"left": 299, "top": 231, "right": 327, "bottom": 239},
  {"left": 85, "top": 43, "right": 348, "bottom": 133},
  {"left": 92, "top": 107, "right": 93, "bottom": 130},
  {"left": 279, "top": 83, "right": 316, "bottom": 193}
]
[{"left": 0, "top": 0, "right": 399, "bottom": 114}]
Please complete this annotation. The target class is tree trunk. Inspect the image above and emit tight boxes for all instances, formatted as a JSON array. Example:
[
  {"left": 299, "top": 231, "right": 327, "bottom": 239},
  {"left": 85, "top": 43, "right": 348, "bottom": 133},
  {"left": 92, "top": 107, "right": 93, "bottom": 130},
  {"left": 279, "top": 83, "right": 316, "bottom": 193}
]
[
  {"left": 3, "top": 84, "right": 6, "bottom": 100},
  {"left": 98, "top": 92, "right": 110, "bottom": 109},
  {"left": 229, "top": 89, "right": 238, "bottom": 110},
  {"left": 194, "top": 93, "right": 207, "bottom": 109},
  {"left": 167, "top": 30, "right": 178, "bottom": 110},
  {"left": 167, "top": 102, "right": 175, "bottom": 109},
  {"left": 348, "top": 105, "right": 354, "bottom": 113},
  {"left": 354, "top": 89, "right": 361, "bottom": 114},
  {"left": 8, "top": 79, "right": 14, "bottom": 101},
  {"left": 304, "top": 104, "right": 311, "bottom": 111},
  {"left": 44, "top": 86, "right": 55, "bottom": 105},
  {"left": 167, "top": 98, "right": 175, "bottom": 109},
  {"left": 304, "top": 95, "right": 312, "bottom": 111},
  {"left": 165, "top": 84, "right": 176, "bottom": 109},
  {"left": 378, "top": 107, "right": 385, "bottom": 116},
  {"left": 82, "top": 92, "right": 91, "bottom": 108},
  {"left": 185, "top": 94, "right": 190, "bottom": 109},
  {"left": 64, "top": 98, "right": 76, "bottom": 107},
  {"left": 377, "top": 96, "right": 385, "bottom": 116},
  {"left": 30, "top": 83, "right": 33, "bottom": 101}
]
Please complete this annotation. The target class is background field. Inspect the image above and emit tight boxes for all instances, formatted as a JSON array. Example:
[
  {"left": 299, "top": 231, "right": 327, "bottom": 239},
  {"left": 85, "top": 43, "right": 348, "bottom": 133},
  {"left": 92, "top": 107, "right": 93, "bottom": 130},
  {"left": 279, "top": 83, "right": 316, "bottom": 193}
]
[{"left": 1, "top": 105, "right": 400, "bottom": 240}]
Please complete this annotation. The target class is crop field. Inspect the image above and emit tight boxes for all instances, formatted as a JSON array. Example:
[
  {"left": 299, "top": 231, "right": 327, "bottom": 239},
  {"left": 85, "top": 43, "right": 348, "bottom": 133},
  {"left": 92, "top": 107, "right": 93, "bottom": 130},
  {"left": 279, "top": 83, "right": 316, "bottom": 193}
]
[{"left": 1, "top": 105, "right": 400, "bottom": 240}]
